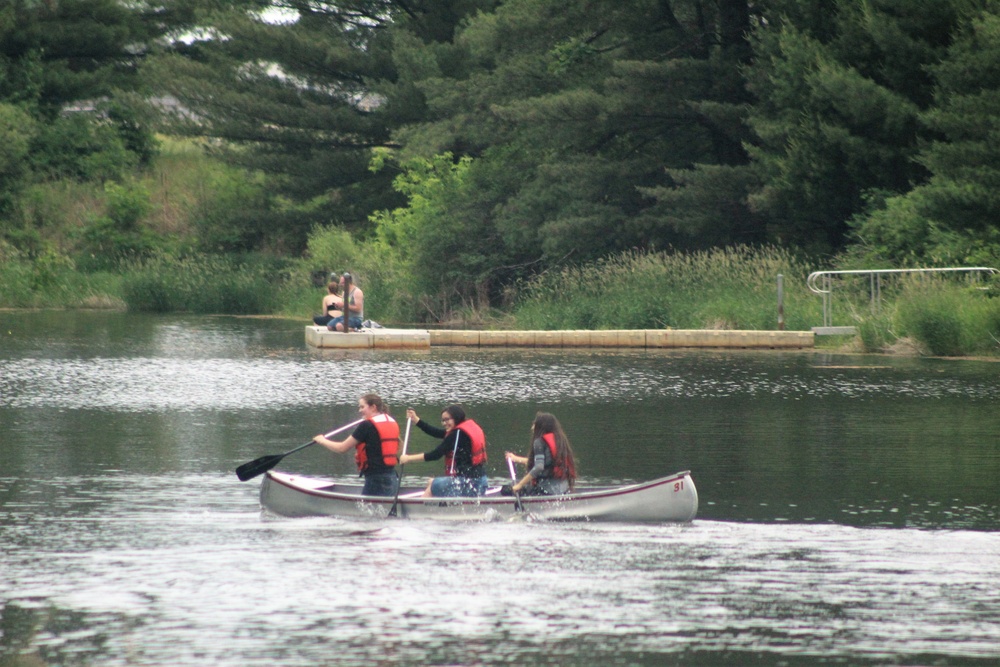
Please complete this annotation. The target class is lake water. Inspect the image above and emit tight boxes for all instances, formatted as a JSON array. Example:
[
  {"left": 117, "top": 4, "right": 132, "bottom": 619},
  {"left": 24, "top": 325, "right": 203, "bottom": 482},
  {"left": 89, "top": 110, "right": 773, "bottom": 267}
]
[{"left": 1, "top": 311, "right": 998, "bottom": 666}]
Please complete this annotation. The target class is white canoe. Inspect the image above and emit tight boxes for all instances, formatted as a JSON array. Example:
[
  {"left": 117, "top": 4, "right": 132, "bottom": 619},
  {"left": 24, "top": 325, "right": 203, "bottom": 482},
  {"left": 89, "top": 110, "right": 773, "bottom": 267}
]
[{"left": 259, "top": 470, "right": 698, "bottom": 522}]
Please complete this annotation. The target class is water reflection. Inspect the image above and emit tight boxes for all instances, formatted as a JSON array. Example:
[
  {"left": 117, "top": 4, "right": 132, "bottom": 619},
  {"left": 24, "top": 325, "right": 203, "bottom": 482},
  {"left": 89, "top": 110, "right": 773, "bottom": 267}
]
[{"left": 4, "top": 348, "right": 1000, "bottom": 412}]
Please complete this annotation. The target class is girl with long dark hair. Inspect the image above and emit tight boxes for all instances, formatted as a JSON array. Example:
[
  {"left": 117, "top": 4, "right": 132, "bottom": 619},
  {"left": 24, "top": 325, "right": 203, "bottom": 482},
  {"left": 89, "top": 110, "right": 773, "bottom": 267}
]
[{"left": 504, "top": 412, "right": 577, "bottom": 496}]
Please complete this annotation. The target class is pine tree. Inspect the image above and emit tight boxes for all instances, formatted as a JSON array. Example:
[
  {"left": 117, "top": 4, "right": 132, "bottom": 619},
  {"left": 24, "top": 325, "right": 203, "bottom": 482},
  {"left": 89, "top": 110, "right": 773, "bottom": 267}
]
[
  {"left": 148, "top": 1, "right": 496, "bottom": 250},
  {"left": 744, "top": 0, "right": 960, "bottom": 254}
]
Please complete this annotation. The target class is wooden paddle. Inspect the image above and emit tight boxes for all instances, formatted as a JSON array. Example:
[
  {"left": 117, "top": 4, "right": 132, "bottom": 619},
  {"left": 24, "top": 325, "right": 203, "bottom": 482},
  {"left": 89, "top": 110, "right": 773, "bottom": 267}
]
[
  {"left": 235, "top": 418, "right": 364, "bottom": 481},
  {"left": 387, "top": 416, "right": 413, "bottom": 518}
]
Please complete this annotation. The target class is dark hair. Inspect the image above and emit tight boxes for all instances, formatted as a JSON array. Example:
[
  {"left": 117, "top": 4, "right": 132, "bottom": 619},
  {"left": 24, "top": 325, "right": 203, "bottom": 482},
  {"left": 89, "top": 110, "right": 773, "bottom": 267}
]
[
  {"left": 530, "top": 412, "right": 577, "bottom": 489},
  {"left": 442, "top": 404, "right": 466, "bottom": 425},
  {"left": 361, "top": 393, "right": 388, "bottom": 414},
  {"left": 327, "top": 281, "right": 340, "bottom": 294}
]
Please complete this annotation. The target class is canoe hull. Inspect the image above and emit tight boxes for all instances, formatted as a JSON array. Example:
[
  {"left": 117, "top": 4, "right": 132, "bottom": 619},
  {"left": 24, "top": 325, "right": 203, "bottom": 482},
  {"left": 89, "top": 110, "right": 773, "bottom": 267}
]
[{"left": 259, "top": 470, "right": 698, "bottom": 522}]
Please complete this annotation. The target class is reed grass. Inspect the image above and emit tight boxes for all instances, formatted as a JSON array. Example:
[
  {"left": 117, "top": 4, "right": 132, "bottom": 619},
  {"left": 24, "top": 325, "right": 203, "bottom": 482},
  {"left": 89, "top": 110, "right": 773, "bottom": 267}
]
[
  {"left": 512, "top": 245, "right": 822, "bottom": 331},
  {"left": 895, "top": 282, "right": 1000, "bottom": 356},
  {"left": 120, "top": 254, "right": 286, "bottom": 314}
]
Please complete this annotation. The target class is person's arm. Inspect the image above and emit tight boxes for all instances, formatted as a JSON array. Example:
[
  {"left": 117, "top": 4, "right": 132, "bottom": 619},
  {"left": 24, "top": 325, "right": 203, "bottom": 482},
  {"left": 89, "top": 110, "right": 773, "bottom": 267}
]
[
  {"left": 422, "top": 431, "right": 462, "bottom": 462},
  {"left": 314, "top": 433, "right": 358, "bottom": 454},
  {"left": 511, "top": 471, "right": 533, "bottom": 493},
  {"left": 505, "top": 440, "right": 544, "bottom": 492},
  {"left": 505, "top": 452, "right": 529, "bottom": 466},
  {"left": 313, "top": 422, "right": 366, "bottom": 453},
  {"left": 414, "top": 418, "right": 446, "bottom": 439},
  {"left": 527, "top": 441, "right": 547, "bottom": 477}
]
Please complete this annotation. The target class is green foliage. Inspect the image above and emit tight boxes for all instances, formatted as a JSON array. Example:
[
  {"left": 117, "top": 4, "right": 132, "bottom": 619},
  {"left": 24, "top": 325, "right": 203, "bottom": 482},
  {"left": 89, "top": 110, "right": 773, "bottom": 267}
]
[
  {"left": 28, "top": 113, "right": 137, "bottom": 182},
  {"left": 189, "top": 167, "right": 272, "bottom": 253},
  {"left": 845, "top": 9, "right": 1000, "bottom": 266},
  {"left": 513, "top": 245, "right": 818, "bottom": 331},
  {"left": 291, "top": 223, "right": 417, "bottom": 324},
  {"left": 895, "top": 282, "right": 1000, "bottom": 356},
  {"left": 369, "top": 152, "right": 504, "bottom": 318},
  {"left": 121, "top": 254, "right": 285, "bottom": 314},
  {"left": 391, "top": 0, "right": 761, "bottom": 258},
  {"left": 76, "top": 180, "right": 158, "bottom": 271},
  {"left": 143, "top": 0, "right": 438, "bottom": 245},
  {"left": 0, "top": 240, "right": 122, "bottom": 308},
  {"left": 302, "top": 225, "right": 360, "bottom": 277},
  {"left": 856, "top": 313, "right": 896, "bottom": 354},
  {"left": 744, "top": 2, "right": 941, "bottom": 253},
  {"left": 0, "top": 102, "right": 36, "bottom": 214}
]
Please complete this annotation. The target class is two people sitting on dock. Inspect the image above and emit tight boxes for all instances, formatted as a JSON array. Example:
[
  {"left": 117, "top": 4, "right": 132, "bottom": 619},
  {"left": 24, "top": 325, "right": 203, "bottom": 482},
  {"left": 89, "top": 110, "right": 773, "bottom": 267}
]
[
  {"left": 399, "top": 405, "right": 489, "bottom": 497},
  {"left": 313, "top": 393, "right": 399, "bottom": 497},
  {"left": 327, "top": 272, "right": 364, "bottom": 332},
  {"left": 503, "top": 412, "right": 577, "bottom": 496},
  {"left": 312, "top": 280, "right": 343, "bottom": 327}
]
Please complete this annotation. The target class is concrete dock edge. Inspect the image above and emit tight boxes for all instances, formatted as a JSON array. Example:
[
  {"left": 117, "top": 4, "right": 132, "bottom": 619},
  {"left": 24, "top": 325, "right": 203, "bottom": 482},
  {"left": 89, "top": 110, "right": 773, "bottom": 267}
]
[{"left": 306, "top": 326, "right": 814, "bottom": 350}]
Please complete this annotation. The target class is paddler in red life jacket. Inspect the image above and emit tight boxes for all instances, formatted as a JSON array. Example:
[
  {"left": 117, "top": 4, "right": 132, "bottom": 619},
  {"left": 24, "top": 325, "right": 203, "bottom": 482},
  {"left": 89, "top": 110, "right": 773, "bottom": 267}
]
[
  {"left": 398, "top": 404, "right": 489, "bottom": 497},
  {"left": 313, "top": 392, "right": 400, "bottom": 497},
  {"left": 503, "top": 412, "right": 577, "bottom": 496}
]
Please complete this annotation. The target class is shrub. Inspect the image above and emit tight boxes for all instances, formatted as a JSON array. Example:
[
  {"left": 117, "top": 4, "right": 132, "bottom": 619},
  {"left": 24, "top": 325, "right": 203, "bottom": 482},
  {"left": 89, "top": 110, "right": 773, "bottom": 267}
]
[{"left": 76, "top": 180, "right": 159, "bottom": 271}]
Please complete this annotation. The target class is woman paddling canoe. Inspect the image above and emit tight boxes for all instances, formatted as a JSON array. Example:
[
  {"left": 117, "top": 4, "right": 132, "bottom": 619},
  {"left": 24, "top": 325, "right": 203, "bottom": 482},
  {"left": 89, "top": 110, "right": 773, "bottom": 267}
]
[
  {"left": 399, "top": 405, "right": 489, "bottom": 497},
  {"left": 503, "top": 412, "right": 577, "bottom": 496}
]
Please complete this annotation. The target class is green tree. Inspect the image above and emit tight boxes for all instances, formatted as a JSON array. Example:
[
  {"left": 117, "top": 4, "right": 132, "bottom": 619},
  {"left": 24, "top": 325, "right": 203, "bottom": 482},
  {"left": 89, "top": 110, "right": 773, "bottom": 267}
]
[
  {"left": 0, "top": 0, "right": 200, "bottom": 242},
  {"left": 370, "top": 151, "right": 507, "bottom": 312},
  {"left": 744, "top": 0, "right": 962, "bottom": 255},
  {"left": 389, "top": 0, "right": 759, "bottom": 280},
  {"left": 148, "top": 1, "right": 496, "bottom": 252},
  {"left": 849, "top": 8, "right": 1000, "bottom": 266}
]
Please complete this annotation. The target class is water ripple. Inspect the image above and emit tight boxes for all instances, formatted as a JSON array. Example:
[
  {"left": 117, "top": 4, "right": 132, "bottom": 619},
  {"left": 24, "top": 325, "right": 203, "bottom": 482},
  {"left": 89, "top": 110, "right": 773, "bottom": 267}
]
[{"left": 2, "top": 354, "right": 999, "bottom": 412}]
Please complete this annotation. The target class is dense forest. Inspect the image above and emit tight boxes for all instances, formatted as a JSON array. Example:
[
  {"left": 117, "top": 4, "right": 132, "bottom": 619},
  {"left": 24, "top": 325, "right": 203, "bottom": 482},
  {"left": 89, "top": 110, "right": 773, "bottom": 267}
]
[{"left": 3, "top": 0, "right": 1000, "bottom": 341}]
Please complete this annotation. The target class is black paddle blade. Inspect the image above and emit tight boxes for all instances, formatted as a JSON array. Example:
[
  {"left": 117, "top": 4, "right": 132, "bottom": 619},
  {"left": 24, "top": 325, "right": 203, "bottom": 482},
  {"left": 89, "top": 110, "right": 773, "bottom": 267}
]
[{"left": 235, "top": 453, "right": 284, "bottom": 481}]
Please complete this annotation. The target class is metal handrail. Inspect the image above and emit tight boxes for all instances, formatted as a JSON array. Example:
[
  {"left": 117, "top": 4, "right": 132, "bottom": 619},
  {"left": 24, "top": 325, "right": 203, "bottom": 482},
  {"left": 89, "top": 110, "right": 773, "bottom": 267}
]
[{"left": 807, "top": 267, "right": 999, "bottom": 328}]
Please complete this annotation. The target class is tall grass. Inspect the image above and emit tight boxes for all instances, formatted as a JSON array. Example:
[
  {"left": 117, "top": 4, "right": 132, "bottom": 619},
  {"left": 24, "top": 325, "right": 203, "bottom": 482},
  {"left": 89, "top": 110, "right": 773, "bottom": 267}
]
[
  {"left": 512, "top": 245, "right": 821, "bottom": 330},
  {"left": 0, "top": 242, "right": 124, "bottom": 308},
  {"left": 120, "top": 254, "right": 286, "bottom": 314},
  {"left": 895, "top": 282, "right": 1000, "bottom": 356}
]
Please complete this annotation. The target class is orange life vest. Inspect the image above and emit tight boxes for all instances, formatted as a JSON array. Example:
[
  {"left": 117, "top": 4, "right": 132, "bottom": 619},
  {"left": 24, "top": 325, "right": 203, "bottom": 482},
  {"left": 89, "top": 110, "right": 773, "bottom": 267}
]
[
  {"left": 444, "top": 419, "right": 487, "bottom": 476},
  {"left": 541, "top": 432, "right": 568, "bottom": 480},
  {"left": 355, "top": 414, "right": 399, "bottom": 473}
]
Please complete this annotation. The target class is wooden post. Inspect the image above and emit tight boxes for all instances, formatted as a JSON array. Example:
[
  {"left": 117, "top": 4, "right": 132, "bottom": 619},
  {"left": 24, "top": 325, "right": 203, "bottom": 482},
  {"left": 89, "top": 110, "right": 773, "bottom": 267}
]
[
  {"left": 776, "top": 274, "right": 785, "bottom": 331},
  {"left": 342, "top": 272, "right": 353, "bottom": 333}
]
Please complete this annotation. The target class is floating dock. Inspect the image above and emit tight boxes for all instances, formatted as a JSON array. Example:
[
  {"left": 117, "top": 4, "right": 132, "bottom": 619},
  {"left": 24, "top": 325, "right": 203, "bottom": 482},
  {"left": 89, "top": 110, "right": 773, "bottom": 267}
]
[
  {"left": 306, "top": 326, "right": 813, "bottom": 350},
  {"left": 306, "top": 326, "right": 431, "bottom": 349}
]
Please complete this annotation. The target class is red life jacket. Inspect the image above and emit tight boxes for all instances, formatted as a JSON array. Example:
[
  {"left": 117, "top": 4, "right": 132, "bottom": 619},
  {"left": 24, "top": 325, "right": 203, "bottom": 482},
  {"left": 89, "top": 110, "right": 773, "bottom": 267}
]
[
  {"left": 542, "top": 432, "right": 568, "bottom": 480},
  {"left": 355, "top": 414, "right": 399, "bottom": 473},
  {"left": 444, "top": 419, "right": 487, "bottom": 476}
]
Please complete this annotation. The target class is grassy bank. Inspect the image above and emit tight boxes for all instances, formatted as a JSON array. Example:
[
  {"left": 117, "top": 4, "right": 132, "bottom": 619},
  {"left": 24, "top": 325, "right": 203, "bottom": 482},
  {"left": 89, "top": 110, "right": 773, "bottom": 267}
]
[{"left": 4, "top": 239, "right": 1000, "bottom": 356}]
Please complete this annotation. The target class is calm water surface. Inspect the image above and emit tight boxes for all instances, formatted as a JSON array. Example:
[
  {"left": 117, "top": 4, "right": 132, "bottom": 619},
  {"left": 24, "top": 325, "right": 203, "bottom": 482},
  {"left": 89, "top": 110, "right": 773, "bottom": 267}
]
[{"left": 1, "top": 311, "right": 998, "bottom": 666}]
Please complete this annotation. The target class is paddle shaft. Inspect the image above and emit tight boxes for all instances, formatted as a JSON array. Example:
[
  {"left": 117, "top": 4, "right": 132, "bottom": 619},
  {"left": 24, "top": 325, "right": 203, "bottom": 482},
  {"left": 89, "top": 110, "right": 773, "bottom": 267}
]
[
  {"left": 387, "top": 417, "right": 413, "bottom": 518},
  {"left": 506, "top": 455, "right": 525, "bottom": 513},
  {"left": 235, "top": 418, "right": 364, "bottom": 481}
]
